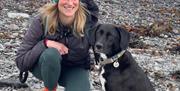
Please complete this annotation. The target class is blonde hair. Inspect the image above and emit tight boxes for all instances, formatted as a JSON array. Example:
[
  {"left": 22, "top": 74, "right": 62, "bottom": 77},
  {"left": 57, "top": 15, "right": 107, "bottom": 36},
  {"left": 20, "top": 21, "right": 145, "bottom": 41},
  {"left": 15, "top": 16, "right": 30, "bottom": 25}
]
[{"left": 39, "top": 3, "right": 88, "bottom": 36}]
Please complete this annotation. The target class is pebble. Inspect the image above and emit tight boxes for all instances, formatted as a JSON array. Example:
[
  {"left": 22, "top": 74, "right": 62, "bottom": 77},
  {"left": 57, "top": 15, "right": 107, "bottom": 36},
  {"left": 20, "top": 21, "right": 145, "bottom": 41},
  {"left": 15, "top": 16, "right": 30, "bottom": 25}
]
[
  {"left": 0, "top": 44, "right": 5, "bottom": 51},
  {"left": 7, "top": 13, "right": 30, "bottom": 19},
  {"left": 8, "top": 24, "right": 19, "bottom": 31}
]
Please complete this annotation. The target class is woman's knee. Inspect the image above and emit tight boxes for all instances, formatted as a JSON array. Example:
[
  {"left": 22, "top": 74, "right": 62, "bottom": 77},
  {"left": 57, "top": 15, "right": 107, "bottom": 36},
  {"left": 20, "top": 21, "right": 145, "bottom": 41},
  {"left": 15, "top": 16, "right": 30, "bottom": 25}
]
[
  {"left": 41, "top": 48, "right": 61, "bottom": 60},
  {"left": 40, "top": 48, "right": 62, "bottom": 67}
]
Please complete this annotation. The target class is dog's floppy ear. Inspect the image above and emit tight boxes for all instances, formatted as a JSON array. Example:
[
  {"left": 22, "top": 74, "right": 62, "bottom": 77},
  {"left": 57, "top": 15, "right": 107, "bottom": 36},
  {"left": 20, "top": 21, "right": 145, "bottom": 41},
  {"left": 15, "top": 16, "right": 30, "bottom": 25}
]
[
  {"left": 85, "top": 24, "right": 101, "bottom": 64},
  {"left": 116, "top": 26, "right": 130, "bottom": 50},
  {"left": 87, "top": 24, "right": 101, "bottom": 46}
]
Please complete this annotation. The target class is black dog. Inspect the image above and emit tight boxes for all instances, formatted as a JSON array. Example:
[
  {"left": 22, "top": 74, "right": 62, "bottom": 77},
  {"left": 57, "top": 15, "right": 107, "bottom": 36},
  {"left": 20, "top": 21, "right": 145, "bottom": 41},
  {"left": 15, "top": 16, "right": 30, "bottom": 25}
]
[{"left": 89, "top": 24, "right": 155, "bottom": 91}]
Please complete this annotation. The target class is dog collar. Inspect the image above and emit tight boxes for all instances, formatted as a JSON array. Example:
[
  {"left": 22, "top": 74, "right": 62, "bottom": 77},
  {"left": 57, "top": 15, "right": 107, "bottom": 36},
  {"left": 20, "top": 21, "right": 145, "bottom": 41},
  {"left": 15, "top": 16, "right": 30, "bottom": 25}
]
[{"left": 99, "top": 50, "right": 126, "bottom": 68}]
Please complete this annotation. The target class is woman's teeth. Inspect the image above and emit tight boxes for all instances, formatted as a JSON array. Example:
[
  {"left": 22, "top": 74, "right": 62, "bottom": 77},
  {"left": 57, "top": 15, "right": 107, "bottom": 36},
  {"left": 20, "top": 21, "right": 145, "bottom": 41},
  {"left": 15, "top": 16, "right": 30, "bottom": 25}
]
[{"left": 64, "top": 6, "right": 73, "bottom": 10}]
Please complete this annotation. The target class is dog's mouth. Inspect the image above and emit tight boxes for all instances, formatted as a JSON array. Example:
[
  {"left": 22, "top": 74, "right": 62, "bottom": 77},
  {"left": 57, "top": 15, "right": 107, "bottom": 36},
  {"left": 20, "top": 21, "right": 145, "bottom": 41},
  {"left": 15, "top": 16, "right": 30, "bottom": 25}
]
[
  {"left": 99, "top": 53, "right": 108, "bottom": 61},
  {"left": 94, "top": 47, "right": 113, "bottom": 58},
  {"left": 95, "top": 51, "right": 111, "bottom": 59},
  {"left": 94, "top": 52, "right": 108, "bottom": 62}
]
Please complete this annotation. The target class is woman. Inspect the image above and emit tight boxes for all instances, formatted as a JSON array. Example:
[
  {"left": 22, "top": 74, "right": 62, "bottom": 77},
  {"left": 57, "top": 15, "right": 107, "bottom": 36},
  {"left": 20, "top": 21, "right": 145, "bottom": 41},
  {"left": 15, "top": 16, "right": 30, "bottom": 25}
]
[{"left": 15, "top": 0, "right": 98, "bottom": 91}]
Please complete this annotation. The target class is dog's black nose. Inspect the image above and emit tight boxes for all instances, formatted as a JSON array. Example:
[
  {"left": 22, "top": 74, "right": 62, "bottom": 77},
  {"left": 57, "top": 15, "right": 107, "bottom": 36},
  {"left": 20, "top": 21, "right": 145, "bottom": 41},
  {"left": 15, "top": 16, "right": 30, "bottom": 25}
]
[{"left": 95, "top": 43, "right": 103, "bottom": 50}]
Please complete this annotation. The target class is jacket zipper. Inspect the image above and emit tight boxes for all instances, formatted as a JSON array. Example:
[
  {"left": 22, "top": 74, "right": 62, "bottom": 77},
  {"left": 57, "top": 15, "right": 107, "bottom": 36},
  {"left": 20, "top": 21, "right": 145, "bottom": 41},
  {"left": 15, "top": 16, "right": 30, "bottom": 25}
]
[{"left": 64, "top": 29, "right": 69, "bottom": 46}]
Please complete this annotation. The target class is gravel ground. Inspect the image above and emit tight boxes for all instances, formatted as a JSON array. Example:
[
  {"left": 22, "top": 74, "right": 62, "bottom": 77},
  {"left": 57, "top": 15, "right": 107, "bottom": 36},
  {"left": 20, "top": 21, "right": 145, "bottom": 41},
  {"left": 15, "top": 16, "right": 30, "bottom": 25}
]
[{"left": 0, "top": 0, "right": 180, "bottom": 91}]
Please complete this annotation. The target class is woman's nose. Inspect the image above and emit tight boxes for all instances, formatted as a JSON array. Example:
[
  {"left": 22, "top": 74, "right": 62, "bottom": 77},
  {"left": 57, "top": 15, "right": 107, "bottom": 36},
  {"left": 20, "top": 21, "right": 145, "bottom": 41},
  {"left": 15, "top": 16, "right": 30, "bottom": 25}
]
[{"left": 66, "top": 0, "right": 74, "bottom": 5}]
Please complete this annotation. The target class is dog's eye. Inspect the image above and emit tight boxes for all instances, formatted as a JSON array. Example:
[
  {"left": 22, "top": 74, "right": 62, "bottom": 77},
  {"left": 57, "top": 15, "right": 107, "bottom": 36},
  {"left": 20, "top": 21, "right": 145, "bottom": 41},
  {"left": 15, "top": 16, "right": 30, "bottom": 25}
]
[{"left": 99, "top": 30, "right": 104, "bottom": 35}]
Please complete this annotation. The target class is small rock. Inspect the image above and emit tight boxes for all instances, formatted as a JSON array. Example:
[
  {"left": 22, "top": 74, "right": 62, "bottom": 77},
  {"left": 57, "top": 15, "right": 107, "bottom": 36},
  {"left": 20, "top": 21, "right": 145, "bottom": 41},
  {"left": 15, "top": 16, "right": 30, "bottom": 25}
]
[
  {"left": 7, "top": 13, "right": 30, "bottom": 19},
  {"left": 172, "top": 29, "right": 180, "bottom": 34},
  {"left": 8, "top": 24, "right": 19, "bottom": 31},
  {"left": 0, "top": 44, "right": 5, "bottom": 51}
]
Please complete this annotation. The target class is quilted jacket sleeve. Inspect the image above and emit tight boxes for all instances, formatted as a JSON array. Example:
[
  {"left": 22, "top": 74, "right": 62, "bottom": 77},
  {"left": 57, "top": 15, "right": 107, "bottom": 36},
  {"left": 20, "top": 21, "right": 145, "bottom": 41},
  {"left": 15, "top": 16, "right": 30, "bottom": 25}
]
[{"left": 15, "top": 16, "right": 46, "bottom": 72}]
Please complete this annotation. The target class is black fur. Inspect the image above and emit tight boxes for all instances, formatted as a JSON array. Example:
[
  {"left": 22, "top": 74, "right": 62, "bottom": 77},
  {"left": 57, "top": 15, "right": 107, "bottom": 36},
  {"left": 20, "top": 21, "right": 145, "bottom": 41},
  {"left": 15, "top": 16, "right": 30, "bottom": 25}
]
[{"left": 91, "top": 24, "right": 155, "bottom": 91}]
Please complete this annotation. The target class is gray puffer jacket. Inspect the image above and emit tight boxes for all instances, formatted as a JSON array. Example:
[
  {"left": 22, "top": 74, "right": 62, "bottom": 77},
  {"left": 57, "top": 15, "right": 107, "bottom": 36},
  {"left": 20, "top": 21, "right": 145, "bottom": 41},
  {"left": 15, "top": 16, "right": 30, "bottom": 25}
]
[{"left": 15, "top": 12, "right": 98, "bottom": 72}]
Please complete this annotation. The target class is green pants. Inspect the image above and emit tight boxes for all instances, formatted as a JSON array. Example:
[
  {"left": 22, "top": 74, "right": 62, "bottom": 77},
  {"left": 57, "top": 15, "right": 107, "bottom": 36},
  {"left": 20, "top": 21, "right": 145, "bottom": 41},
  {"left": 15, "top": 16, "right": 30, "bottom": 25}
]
[{"left": 31, "top": 48, "right": 90, "bottom": 91}]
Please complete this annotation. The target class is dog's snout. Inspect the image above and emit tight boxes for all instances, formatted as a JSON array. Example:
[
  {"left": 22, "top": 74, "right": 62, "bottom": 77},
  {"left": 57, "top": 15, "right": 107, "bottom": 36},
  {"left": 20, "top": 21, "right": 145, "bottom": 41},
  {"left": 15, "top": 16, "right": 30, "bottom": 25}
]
[{"left": 95, "top": 43, "right": 103, "bottom": 50}]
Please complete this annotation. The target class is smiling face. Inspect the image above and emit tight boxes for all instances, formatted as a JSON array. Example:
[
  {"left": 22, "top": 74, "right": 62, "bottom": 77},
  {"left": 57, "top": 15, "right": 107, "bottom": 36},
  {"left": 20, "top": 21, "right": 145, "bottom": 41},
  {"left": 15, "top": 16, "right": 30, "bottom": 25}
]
[{"left": 58, "top": 0, "right": 79, "bottom": 17}]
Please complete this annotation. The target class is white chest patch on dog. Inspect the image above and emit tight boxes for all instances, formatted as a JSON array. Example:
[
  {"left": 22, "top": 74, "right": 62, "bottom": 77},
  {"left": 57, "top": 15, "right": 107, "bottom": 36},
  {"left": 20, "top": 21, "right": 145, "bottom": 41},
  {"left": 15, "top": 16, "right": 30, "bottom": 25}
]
[{"left": 100, "top": 67, "right": 106, "bottom": 91}]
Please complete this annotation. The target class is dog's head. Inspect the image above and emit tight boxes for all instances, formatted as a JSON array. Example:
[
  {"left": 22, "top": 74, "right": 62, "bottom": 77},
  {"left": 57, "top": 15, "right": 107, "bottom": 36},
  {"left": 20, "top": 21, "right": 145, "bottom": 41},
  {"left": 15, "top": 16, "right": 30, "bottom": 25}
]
[{"left": 90, "top": 24, "right": 130, "bottom": 58}]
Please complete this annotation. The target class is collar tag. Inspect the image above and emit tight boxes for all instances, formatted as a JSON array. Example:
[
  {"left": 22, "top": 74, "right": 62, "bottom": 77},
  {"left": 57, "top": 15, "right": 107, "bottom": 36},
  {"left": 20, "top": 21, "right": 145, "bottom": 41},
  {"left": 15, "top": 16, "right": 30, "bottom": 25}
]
[{"left": 113, "top": 62, "right": 119, "bottom": 68}]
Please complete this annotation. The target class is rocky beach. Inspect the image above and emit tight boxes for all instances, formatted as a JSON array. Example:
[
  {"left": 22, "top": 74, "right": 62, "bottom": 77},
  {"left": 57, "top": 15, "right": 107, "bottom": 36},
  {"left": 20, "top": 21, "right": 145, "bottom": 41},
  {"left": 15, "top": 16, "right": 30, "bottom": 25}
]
[{"left": 0, "top": 0, "right": 179, "bottom": 91}]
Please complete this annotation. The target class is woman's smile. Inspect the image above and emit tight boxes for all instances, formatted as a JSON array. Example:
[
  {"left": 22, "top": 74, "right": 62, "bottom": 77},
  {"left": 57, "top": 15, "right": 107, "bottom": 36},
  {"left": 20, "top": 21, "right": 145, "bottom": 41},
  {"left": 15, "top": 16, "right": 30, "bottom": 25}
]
[
  {"left": 58, "top": 0, "right": 79, "bottom": 17},
  {"left": 64, "top": 5, "right": 74, "bottom": 12}
]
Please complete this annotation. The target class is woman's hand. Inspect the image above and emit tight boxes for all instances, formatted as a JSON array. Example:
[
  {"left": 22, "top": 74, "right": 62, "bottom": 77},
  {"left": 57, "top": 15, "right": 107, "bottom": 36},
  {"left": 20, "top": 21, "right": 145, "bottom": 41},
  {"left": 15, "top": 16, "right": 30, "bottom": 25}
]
[{"left": 46, "top": 40, "right": 69, "bottom": 55}]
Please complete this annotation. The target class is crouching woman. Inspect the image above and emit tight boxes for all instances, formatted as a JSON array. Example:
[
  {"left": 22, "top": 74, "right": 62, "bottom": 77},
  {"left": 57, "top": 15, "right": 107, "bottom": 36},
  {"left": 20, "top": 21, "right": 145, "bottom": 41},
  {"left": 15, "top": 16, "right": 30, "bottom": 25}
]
[{"left": 15, "top": 0, "right": 98, "bottom": 91}]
